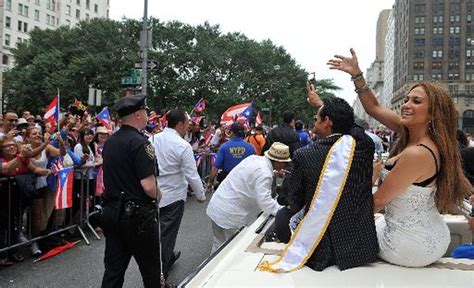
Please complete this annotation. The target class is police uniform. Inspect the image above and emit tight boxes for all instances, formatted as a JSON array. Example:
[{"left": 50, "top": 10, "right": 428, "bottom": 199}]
[{"left": 101, "top": 94, "right": 162, "bottom": 288}]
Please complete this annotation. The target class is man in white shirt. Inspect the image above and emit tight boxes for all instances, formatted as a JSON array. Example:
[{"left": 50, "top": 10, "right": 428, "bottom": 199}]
[
  {"left": 149, "top": 109, "right": 206, "bottom": 278},
  {"left": 206, "top": 142, "right": 289, "bottom": 253}
]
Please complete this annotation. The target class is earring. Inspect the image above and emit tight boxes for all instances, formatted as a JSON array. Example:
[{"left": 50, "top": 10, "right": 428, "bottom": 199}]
[{"left": 428, "top": 121, "right": 436, "bottom": 135}]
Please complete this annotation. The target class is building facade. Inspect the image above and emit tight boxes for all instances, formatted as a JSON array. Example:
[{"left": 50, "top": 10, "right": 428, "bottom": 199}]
[
  {"left": 354, "top": 9, "right": 391, "bottom": 128},
  {"left": 1, "top": 0, "right": 110, "bottom": 112},
  {"left": 390, "top": 0, "right": 474, "bottom": 133},
  {"left": 382, "top": 9, "right": 395, "bottom": 109}
]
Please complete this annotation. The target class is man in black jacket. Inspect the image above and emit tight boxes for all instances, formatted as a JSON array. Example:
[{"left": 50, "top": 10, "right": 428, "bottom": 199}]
[
  {"left": 273, "top": 96, "right": 378, "bottom": 271},
  {"left": 262, "top": 111, "right": 300, "bottom": 158}
]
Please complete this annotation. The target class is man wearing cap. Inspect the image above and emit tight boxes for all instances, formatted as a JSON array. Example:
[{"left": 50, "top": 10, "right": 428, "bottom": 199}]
[
  {"left": 149, "top": 109, "right": 206, "bottom": 278},
  {"left": 206, "top": 122, "right": 256, "bottom": 191},
  {"left": 206, "top": 142, "right": 289, "bottom": 253},
  {"left": 101, "top": 94, "right": 163, "bottom": 288}
]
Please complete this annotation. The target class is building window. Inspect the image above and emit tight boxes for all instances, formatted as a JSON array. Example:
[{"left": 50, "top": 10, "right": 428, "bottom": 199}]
[
  {"left": 17, "top": 37, "right": 22, "bottom": 45},
  {"left": 35, "top": 0, "right": 40, "bottom": 5},
  {"left": 35, "top": 10, "right": 40, "bottom": 21},
  {"left": 76, "top": 9, "right": 80, "bottom": 19},
  {"left": 24, "top": 22, "right": 28, "bottom": 32},
  {"left": 18, "top": 21, "right": 22, "bottom": 31},
  {"left": 5, "top": 16, "right": 11, "bottom": 29},
  {"left": 24, "top": 6, "right": 29, "bottom": 17},
  {"left": 46, "top": 14, "right": 50, "bottom": 25},
  {"left": 94, "top": 4, "right": 98, "bottom": 13},
  {"left": 414, "top": 62, "right": 424, "bottom": 70},
  {"left": 2, "top": 55, "right": 9, "bottom": 65},
  {"left": 432, "top": 61, "right": 442, "bottom": 69},
  {"left": 415, "top": 39, "right": 425, "bottom": 46},
  {"left": 6, "top": 0, "right": 12, "bottom": 11},
  {"left": 66, "top": 5, "right": 71, "bottom": 15},
  {"left": 5, "top": 34, "right": 10, "bottom": 46},
  {"left": 467, "top": 49, "right": 474, "bottom": 58},
  {"left": 77, "top": 0, "right": 80, "bottom": 5},
  {"left": 51, "top": 16, "right": 55, "bottom": 26},
  {"left": 86, "top": 0, "right": 90, "bottom": 9},
  {"left": 18, "top": 3, "right": 23, "bottom": 15},
  {"left": 66, "top": 19, "right": 71, "bottom": 26},
  {"left": 85, "top": 13, "right": 89, "bottom": 20},
  {"left": 415, "top": 4, "right": 426, "bottom": 13},
  {"left": 414, "top": 74, "right": 425, "bottom": 81},
  {"left": 433, "top": 50, "right": 443, "bottom": 58}
]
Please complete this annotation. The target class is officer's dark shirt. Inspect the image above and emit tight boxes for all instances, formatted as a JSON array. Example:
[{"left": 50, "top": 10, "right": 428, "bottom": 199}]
[{"left": 103, "top": 125, "right": 156, "bottom": 203}]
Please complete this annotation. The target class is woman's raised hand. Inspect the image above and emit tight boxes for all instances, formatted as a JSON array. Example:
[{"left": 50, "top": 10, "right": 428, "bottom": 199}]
[{"left": 327, "top": 48, "right": 362, "bottom": 78}]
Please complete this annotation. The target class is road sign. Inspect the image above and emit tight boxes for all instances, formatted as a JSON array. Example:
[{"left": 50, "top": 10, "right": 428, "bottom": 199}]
[
  {"left": 148, "top": 60, "right": 159, "bottom": 70},
  {"left": 130, "top": 69, "right": 141, "bottom": 77},
  {"left": 121, "top": 76, "right": 141, "bottom": 86}
]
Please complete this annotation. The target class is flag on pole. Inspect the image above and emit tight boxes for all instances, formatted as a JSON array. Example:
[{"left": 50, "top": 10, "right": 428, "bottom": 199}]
[
  {"left": 96, "top": 106, "right": 112, "bottom": 130},
  {"left": 194, "top": 98, "right": 205, "bottom": 113},
  {"left": 256, "top": 112, "right": 263, "bottom": 126},
  {"left": 220, "top": 103, "right": 252, "bottom": 127},
  {"left": 55, "top": 167, "right": 73, "bottom": 209},
  {"left": 44, "top": 96, "right": 60, "bottom": 128}
]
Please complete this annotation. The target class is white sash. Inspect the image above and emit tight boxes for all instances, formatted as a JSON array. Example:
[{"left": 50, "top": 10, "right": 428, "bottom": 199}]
[{"left": 259, "top": 135, "right": 356, "bottom": 273}]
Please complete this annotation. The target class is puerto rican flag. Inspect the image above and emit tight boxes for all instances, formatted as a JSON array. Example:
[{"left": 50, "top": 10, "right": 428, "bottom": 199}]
[
  {"left": 96, "top": 106, "right": 112, "bottom": 130},
  {"left": 220, "top": 103, "right": 252, "bottom": 127},
  {"left": 194, "top": 98, "right": 205, "bottom": 113},
  {"left": 55, "top": 167, "right": 73, "bottom": 209},
  {"left": 255, "top": 112, "right": 263, "bottom": 126},
  {"left": 44, "top": 96, "right": 59, "bottom": 128}
]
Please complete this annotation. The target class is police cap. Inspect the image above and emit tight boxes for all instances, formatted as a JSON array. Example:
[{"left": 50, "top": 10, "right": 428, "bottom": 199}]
[{"left": 114, "top": 94, "right": 149, "bottom": 117}]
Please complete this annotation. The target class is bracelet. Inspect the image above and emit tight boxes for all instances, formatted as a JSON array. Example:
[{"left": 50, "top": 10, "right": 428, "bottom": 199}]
[
  {"left": 355, "top": 83, "right": 370, "bottom": 94},
  {"left": 351, "top": 72, "right": 364, "bottom": 82}
]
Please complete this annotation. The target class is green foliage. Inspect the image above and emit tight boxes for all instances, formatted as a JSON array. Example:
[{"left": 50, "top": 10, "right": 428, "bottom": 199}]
[{"left": 4, "top": 18, "right": 340, "bottom": 123}]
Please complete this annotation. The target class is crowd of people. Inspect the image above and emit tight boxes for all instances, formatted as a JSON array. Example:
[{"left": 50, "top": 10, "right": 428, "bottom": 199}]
[{"left": 1, "top": 49, "right": 474, "bottom": 287}]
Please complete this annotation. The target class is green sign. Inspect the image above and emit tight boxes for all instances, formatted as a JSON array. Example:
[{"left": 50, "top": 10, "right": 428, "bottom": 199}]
[
  {"left": 130, "top": 69, "right": 141, "bottom": 77},
  {"left": 121, "top": 76, "right": 141, "bottom": 85}
]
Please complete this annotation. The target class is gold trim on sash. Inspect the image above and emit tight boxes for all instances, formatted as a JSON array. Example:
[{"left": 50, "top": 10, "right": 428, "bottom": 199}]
[{"left": 259, "top": 135, "right": 356, "bottom": 273}]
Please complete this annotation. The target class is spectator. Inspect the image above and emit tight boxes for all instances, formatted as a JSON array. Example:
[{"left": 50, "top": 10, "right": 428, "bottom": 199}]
[
  {"left": 245, "top": 125, "right": 266, "bottom": 156},
  {"left": 262, "top": 111, "right": 300, "bottom": 158},
  {"left": 295, "top": 120, "right": 311, "bottom": 148}
]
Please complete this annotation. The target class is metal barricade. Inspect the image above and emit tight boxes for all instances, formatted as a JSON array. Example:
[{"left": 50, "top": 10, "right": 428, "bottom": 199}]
[{"left": 0, "top": 175, "right": 82, "bottom": 254}]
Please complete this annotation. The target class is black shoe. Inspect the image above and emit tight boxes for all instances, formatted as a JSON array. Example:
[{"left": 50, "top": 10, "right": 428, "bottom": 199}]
[{"left": 169, "top": 250, "right": 181, "bottom": 269}]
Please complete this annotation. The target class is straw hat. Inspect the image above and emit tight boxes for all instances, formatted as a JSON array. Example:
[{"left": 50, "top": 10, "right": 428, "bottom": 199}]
[
  {"left": 264, "top": 142, "right": 291, "bottom": 162},
  {"left": 96, "top": 126, "right": 109, "bottom": 134}
]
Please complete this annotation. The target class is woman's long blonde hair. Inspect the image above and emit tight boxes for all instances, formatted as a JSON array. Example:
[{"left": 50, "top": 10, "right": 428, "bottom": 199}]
[{"left": 390, "top": 81, "right": 472, "bottom": 213}]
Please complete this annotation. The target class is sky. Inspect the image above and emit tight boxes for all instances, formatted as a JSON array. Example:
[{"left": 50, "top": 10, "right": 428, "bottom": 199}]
[{"left": 109, "top": 0, "right": 395, "bottom": 105}]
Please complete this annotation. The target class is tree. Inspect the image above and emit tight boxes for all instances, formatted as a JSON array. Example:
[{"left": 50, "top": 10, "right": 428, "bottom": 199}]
[
  {"left": 4, "top": 18, "right": 341, "bottom": 122},
  {"left": 4, "top": 18, "right": 138, "bottom": 113}
]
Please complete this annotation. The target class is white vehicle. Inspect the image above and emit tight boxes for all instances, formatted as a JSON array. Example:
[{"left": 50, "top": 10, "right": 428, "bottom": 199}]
[{"left": 180, "top": 201, "right": 473, "bottom": 287}]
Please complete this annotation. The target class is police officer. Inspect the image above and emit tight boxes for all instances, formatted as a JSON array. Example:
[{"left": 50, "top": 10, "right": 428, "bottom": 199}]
[{"left": 101, "top": 94, "right": 163, "bottom": 288}]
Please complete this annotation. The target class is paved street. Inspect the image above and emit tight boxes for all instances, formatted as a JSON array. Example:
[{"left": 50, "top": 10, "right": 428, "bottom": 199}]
[{"left": 0, "top": 196, "right": 212, "bottom": 287}]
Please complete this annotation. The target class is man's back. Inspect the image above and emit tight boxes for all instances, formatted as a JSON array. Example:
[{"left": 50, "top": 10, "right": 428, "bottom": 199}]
[
  {"left": 215, "top": 137, "right": 255, "bottom": 173},
  {"left": 285, "top": 126, "right": 378, "bottom": 271},
  {"left": 150, "top": 127, "right": 204, "bottom": 207}
]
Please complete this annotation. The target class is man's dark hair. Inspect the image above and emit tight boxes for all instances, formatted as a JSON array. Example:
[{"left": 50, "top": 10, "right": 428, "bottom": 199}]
[
  {"left": 295, "top": 120, "right": 304, "bottom": 130},
  {"left": 319, "top": 97, "right": 354, "bottom": 134},
  {"left": 282, "top": 111, "right": 295, "bottom": 124},
  {"left": 167, "top": 109, "right": 187, "bottom": 129}
]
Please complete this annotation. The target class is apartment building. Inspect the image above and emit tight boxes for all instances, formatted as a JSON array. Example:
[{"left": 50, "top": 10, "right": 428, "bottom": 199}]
[
  {"left": 1, "top": 0, "right": 110, "bottom": 112},
  {"left": 390, "top": 0, "right": 474, "bottom": 133}
]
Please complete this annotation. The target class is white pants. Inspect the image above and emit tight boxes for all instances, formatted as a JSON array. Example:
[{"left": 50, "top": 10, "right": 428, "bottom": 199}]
[{"left": 211, "top": 220, "right": 239, "bottom": 253}]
